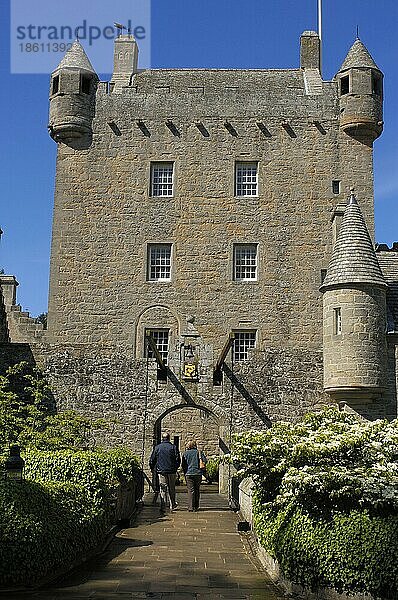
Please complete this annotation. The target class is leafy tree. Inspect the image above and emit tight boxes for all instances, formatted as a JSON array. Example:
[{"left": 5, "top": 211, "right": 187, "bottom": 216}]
[
  {"left": 34, "top": 312, "right": 47, "bottom": 329},
  {"left": 0, "top": 362, "right": 108, "bottom": 452}
]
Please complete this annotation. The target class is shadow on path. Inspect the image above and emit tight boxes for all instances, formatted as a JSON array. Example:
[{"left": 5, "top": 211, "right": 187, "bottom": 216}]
[{"left": 11, "top": 493, "right": 285, "bottom": 600}]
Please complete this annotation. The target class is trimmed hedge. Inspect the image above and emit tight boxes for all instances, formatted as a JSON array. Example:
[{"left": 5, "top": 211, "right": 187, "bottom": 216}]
[
  {"left": 0, "top": 479, "right": 110, "bottom": 586},
  {"left": 253, "top": 500, "right": 398, "bottom": 599},
  {"left": 0, "top": 448, "right": 140, "bottom": 587},
  {"left": 23, "top": 447, "right": 140, "bottom": 494}
]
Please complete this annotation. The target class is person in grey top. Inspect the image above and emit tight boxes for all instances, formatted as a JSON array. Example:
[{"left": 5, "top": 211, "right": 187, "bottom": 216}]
[{"left": 182, "top": 440, "right": 207, "bottom": 512}]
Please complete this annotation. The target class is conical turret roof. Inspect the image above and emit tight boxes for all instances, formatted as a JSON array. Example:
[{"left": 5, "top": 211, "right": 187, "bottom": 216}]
[
  {"left": 54, "top": 40, "right": 96, "bottom": 73},
  {"left": 339, "top": 39, "right": 380, "bottom": 72},
  {"left": 320, "top": 192, "right": 387, "bottom": 290}
]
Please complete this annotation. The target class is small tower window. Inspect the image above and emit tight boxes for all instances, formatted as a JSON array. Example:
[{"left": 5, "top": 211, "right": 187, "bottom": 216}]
[
  {"left": 151, "top": 162, "right": 174, "bottom": 197},
  {"left": 80, "top": 74, "right": 91, "bottom": 95},
  {"left": 320, "top": 269, "right": 327, "bottom": 284},
  {"left": 147, "top": 244, "right": 172, "bottom": 281},
  {"left": 51, "top": 75, "right": 59, "bottom": 94},
  {"left": 372, "top": 73, "right": 382, "bottom": 97},
  {"left": 52, "top": 75, "right": 60, "bottom": 95},
  {"left": 233, "top": 244, "right": 258, "bottom": 281},
  {"left": 145, "top": 329, "right": 169, "bottom": 364},
  {"left": 340, "top": 75, "right": 349, "bottom": 96},
  {"left": 334, "top": 308, "right": 342, "bottom": 335},
  {"left": 332, "top": 180, "right": 341, "bottom": 195}
]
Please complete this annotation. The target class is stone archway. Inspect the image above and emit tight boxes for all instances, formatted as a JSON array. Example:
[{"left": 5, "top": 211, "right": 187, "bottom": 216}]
[
  {"left": 155, "top": 404, "right": 220, "bottom": 456},
  {"left": 153, "top": 404, "right": 224, "bottom": 491}
]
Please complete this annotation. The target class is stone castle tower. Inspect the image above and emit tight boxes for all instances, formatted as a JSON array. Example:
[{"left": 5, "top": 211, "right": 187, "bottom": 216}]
[{"left": 1, "top": 31, "right": 397, "bottom": 484}]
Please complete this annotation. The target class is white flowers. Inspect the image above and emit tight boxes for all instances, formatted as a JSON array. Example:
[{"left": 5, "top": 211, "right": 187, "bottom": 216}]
[{"left": 233, "top": 408, "right": 398, "bottom": 512}]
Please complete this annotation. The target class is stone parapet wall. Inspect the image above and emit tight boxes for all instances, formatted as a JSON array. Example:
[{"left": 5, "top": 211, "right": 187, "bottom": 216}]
[{"left": 0, "top": 342, "right": 333, "bottom": 467}]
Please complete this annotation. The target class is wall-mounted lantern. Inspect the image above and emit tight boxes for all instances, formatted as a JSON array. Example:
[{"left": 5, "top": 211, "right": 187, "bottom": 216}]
[
  {"left": 4, "top": 445, "right": 25, "bottom": 482},
  {"left": 182, "top": 343, "right": 198, "bottom": 381}
]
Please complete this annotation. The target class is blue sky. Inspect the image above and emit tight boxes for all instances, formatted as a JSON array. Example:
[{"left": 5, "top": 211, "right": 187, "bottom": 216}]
[{"left": 0, "top": 0, "right": 397, "bottom": 317}]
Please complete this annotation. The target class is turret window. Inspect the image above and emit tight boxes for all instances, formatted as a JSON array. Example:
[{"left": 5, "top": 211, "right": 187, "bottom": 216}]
[
  {"left": 372, "top": 73, "right": 382, "bottom": 97},
  {"left": 52, "top": 75, "right": 59, "bottom": 95},
  {"left": 332, "top": 180, "right": 341, "bottom": 195},
  {"left": 80, "top": 74, "right": 91, "bottom": 95},
  {"left": 340, "top": 75, "right": 349, "bottom": 96},
  {"left": 334, "top": 308, "right": 342, "bottom": 335}
]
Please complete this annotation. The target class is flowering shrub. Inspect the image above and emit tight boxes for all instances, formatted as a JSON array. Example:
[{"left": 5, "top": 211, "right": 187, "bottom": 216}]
[
  {"left": 232, "top": 408, "right": 398, "bottom": 513},
  {"left": 233, "top": 408, "right": 398, "bottom": 597}
]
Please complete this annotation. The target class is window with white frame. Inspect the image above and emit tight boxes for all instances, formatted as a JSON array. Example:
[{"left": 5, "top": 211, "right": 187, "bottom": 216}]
[
  {"left": 233, "top": 331, "right": 256, "bottom": 362},
  {"left": 234, "top": 244, "right": 258, "bottom": 281},
  {"left": 148, "top": 244, "right": 172, "bottom": 281},
  {"left": 235, "top": 162, "right": 258, "bottom": 197},
  {"left": 151, "top": 162, "right": 174, "bottom": 197},
  {"left": 146, "top": 329, "right": 169, "bottom": 364}
]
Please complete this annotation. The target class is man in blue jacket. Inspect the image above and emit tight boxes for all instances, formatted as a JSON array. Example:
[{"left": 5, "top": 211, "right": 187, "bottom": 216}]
[{"left": 149, "top": 433, "right": 180, "bottom": 511}]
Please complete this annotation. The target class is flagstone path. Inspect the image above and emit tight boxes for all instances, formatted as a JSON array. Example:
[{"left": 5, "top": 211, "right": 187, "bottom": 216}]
[{"left": 11, "top": 492, "right": 286, "bottom": 600}]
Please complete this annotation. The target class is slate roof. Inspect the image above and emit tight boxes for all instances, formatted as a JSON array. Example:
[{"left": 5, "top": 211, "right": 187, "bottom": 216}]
[
  {"left": 376, "top": 248, "right": 398, "bottom": 333},
  {"left": 320, "top": 193, "right": 387, "bottom": 290},
  {"left": 55, "top": 40, "right": 96, "bottom": 73},
  {"left": 339, "top": 39, "right": 380, "bottom": 72}
]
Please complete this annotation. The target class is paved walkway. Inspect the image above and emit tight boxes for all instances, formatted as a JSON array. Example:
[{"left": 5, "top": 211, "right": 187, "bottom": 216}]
[{"left": 12, "top": 493, "right": 286, "bottom": 600}]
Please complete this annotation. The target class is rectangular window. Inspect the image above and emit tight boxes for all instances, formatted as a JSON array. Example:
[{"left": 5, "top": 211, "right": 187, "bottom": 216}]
[
  {"left": 52, "top": 75, "right": 59, "bottom": 95},
  {"left": 80, "top": 74, "right": 91, "bottom": 95},
  {"left": 372, "top": 73, "right": 382, "bottom": 97},
  {"left": 146, "top": 329, "right": 169, "bottom": 365},
  {"left": 334, "top": 308, "right": 342, "bottom": 335},
  {"left": 148, "top": 244, "right": 172, "bottom": 281},
  {"left": 151, "top": 162, "right": 174, "bottom": 197},
  {"left": 332, "top": 180, "right": 340, "bottom": 195},
  {"left": 234, "top": 244, "right": 258, "bottom": 281},
  {"left": 235, "top": 162, "right": 258, "bottom": 197},
  {"left": 320, "top": 269, "right": 327, "bottom": 284},
  {"left": 340, "top": 75, "right": 349, "bottom": 96},
  {"left": 233, "top": 331, "right": 256, "bottom": 362}
]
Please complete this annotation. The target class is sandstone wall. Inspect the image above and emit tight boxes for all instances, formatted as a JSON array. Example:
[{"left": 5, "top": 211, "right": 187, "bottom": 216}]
[
  {"left": 47, "top": 68, "right": 375, "bottom": 360},
  {"left": 0, "top": 343, "right": 329, "bottom": 464}
]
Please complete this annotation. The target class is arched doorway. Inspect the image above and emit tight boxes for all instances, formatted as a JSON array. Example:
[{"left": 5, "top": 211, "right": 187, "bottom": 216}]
[{"left": 154, "top": 405, "right": 219, "bottom": 455}]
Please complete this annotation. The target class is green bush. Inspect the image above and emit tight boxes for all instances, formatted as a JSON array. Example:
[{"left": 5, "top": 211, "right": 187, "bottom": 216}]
[
  {"left": 23, "top": 447, "right": 139, "bottom": 494},
  {"left": 0, "top": 479, "right": 111, "bottom": 586},
  {"left": 0, "top": 448, "right": 140, "bottom": 586},
  {"left": 253, "top": 500, "right": 398, "bottom": 599},
  {"left": 232, "top": 408, "right": 398, "bottom": 598},
  {"left": 205, "top": 456, "right": 220, "bottom": 483}
]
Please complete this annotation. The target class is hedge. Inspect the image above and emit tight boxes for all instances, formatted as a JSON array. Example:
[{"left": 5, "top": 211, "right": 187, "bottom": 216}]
[
  {"left": 253, "top": 500, "right": 398, "bottom": 599},
  {"left": 0, "top": 479, "right": 110, "bottom": 586},
  {"left": 0, "top": 448, "right": 140, "bottom": 587},
  {"left": 232, "top": 408, "right": 398, "bottom": 599},
  {"left": 23, "top": 447, "right": 140, "bottom": 494}
]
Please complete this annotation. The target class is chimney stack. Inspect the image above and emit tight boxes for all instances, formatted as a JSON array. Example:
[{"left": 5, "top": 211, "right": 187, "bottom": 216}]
[{"left": 300, "top": 31, "right": 321, "bottom": 71}]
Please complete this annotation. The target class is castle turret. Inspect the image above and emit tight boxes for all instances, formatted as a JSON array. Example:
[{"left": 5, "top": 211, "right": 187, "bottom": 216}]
[
  {"left": 320, "top": 191, "right": 387, "bottom": 403},
  {"left": 48, "top": 41, "right": 98, "bottom": 143},
  {"left": 336, "top": 38, "right": 383, "bottom": 144}
]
